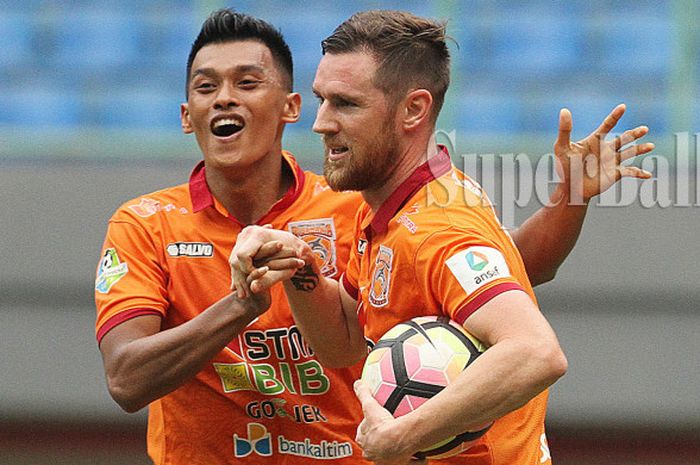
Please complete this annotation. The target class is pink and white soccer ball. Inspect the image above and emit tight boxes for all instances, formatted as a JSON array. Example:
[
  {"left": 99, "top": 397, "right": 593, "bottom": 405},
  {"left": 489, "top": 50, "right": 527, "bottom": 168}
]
[{"left": 360, "top": 316, "right": 492, "bottom": 459}]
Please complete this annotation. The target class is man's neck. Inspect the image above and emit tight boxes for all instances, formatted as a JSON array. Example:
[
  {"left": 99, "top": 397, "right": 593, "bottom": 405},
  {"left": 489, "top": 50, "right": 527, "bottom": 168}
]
[
  {"left": 362, "top": 135, "right": 440, "bottom": 212},
  {"left": 205, "top": 152, "right": 294, "bottom": 225}
]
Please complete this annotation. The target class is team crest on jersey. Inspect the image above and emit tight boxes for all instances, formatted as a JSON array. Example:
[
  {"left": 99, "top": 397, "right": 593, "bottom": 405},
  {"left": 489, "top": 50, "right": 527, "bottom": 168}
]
[
  {"left": 288, "top": 218, "right": 337, "bottom": 277},
  {"left": 369, "top": 245, "right": 393, "bottom": 307},
  {"left": 95, "top": 248, "right": 129, "bottom": 294}
]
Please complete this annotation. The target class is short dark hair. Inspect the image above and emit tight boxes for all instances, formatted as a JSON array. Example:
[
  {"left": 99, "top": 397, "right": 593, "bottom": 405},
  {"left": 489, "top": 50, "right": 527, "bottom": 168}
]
[
  {"left": 322, "top": 10, "right": 450, "bottom": 122},
  {"left": 186, "top": 8, "right": 294, "bottom": 96}
]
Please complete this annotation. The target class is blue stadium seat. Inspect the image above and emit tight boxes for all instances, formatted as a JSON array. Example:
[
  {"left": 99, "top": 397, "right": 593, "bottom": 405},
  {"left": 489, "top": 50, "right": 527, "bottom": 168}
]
[
  {"left": 48, "top": 10, "right": 145, "bottom": 73},
  {"left": 595, "top": 15, "right": 672, "bottom": 78},
  {"left": 0, "top": 13, "right": 34, "bottom": 67},
  {"left": 454, "top": 91, "right": 521, "bottom": 134},
  {"left": 0, "top": 86, "right": 81, "bottom": 127},
  {"left": 486, "top": 15, "right": 583, "bottom": 76},
  {"left": 94, "top": 89, "right": 180, "bottom": 129}
]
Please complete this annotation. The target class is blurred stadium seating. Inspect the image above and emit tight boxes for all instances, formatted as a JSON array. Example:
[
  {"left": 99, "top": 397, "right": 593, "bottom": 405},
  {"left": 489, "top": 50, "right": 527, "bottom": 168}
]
[{"left": 0, "top": 0, "right": 678, "bottom": 148}]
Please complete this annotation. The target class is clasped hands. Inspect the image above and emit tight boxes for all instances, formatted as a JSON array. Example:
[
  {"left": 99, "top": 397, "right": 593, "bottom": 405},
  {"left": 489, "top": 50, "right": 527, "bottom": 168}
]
[{"left": 229, "top": 225, "right": 310, "bottom": 298}]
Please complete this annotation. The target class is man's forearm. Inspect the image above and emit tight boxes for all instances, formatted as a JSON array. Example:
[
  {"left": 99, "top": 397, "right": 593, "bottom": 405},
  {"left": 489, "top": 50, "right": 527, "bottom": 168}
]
[
  {"left": 282, "top": 269, "right": 366, "bottom": 368},
  {"left": 512, "top": 185, "right": 589, "bottom": 286},
  {"left": 102, "top": 293, "right": 264, "bottom": 412},
  {"left": 388, "top": 336, "right": 567, "bottom": 457}
]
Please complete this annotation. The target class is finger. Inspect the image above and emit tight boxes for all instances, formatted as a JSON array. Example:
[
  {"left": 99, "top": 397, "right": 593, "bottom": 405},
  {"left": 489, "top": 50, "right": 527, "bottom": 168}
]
[
  {"left": 354, "top": 380, "right": 390, "bottom": 422},
  {"left": 611, "top": 125, "right": 649, "bottom": 151},
  {"left": 619, "top": 142, "right": 655, "bottom": 162},
  {"left": 255, "top": 241, "right": 284, "bottom": 261},
  {"left": 619, "top": 166, "right": 653, "bottom": 179},
  {"left": 246, "top": 266, "right": 269, "bottom": 285},
  {"left": 253, "top": 245, "right": 300, "bottom": 267},
  {"left": 594, "top": 103, "right": 626, "bottom": 137},
  {"left": 260, "top": 257, "right": 306, "bottom": 271},
  {"left": 232, "top": 269, "right": 250, "bottom": 299},
  {"left": 249, "top": 268, "right": 300, "bottom": 293},
  {"left": 554, "top": 108, "right": 572, "bottom": 150}
]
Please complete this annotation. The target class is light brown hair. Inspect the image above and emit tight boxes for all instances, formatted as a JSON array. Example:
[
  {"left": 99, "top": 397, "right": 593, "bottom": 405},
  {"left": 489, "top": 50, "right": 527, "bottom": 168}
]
[{"left": 321, "top": 10, "right": 451, "bottom": 122}]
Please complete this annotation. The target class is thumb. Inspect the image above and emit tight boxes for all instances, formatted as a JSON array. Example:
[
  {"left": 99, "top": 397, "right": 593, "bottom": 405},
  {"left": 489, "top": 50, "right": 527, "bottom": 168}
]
[
  {"left": 354, "top": 380, "right": 388, "bottom": 420},
  {"left": 555, "top": 108, "right": 572, "bottom": 150}
]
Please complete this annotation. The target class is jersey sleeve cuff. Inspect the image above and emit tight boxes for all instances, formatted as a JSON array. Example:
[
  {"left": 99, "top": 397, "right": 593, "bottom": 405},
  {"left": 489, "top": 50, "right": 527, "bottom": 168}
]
[
  {"left": 340, "top": 273, "right": 359, "bottom": 301},
  {"left": 453, "top": 282, "right": 524, "bottom": 325},
  {"left": 96, "top": 308, "right": 163, "bottom": 345}
]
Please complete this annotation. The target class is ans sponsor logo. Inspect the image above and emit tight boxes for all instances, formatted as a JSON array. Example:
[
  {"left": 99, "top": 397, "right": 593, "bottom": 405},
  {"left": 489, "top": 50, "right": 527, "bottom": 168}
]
[
  {"left": 245, "top": 399, "right": 328, "bottom": 424},
  {"left": 369, "top": 245, "right": 393, "bottom": 307},
  {"left": 278, "top": 436, "right": 353, "bottom": 460},
  {"left": 466, "top": 251, "right": 489, "bottom": 271},
  {"left": 95, "top": 248, "right": 128, "bottom": 294},
  {"left": 446, "top": 246, "right": 511, "bottom": 295},
  {"left": 166, "top": 242, "right": 213, "bottom": 258},
  {"left": 234, "top": 423, "right": 272, "bottom": 458},
  {"left": 288, "top": 218, "right": 338, "bottom": 277}
]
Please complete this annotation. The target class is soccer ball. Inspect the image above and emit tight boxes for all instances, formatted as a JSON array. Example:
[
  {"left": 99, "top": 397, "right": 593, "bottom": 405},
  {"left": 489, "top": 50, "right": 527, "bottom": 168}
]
[{"left": 360, "top": 316, "right": 492, "bottom": 459}]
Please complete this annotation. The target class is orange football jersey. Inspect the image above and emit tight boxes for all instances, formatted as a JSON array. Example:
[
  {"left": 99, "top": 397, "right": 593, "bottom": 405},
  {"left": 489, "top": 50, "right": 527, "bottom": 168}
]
[
  {"left": 95, "top": 152, "right": 371, "bottom": 464},
  {"left": 342, "top": 147, "right": 552, "bottom": 465}
]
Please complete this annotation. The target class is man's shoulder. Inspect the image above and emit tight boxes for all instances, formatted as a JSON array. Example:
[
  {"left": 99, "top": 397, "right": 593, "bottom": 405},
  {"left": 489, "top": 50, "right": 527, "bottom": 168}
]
[
  {"left": 110, "top": 182, "right": 191, "bottom": 224},
  {"left": 300, "top": 170, "right": 363, "bottom": 206}
]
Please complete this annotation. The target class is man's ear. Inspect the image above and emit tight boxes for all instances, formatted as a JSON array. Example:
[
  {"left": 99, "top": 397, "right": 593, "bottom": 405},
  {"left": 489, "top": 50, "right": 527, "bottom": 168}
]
[
  {"left": 180, "top": 103, "right": 193, "bottom": 134},
  {"left": 281, "top": 92, "right": 302, "bottom": 123},
  {"left": 402, "top": 89, "right": 433, "bottom": 130}
]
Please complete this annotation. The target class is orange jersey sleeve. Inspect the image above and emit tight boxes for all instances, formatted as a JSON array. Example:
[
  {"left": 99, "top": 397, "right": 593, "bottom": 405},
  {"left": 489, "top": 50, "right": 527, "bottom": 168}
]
[
  {"left": 95, "top": 210, "right": 169, "bottom": 342},
  {"left": 414, "top": 226, "right": 528, "bottom": 326}
]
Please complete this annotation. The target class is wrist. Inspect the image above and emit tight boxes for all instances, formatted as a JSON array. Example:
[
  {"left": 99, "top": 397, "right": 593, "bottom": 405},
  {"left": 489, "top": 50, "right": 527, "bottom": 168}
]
[
  {"left": 550, "top": 183, "right": 590, "bottom": 208},
  {"left": 389, "top": 413, "right": 420, "bottom": 457}
]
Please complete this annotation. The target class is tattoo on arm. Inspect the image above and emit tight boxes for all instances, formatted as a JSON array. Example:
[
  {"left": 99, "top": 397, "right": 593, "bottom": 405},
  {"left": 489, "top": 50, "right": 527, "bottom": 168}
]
[{"left": 290, "top": 264, "right": 319, "bottom": 292}]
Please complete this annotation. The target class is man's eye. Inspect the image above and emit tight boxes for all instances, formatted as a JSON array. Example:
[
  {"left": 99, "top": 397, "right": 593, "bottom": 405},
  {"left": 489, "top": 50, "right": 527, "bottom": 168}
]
[
  {"left": 336, "top": 99, "right": 355, "bottom": 107},
  {"left": 240, "top": 80, "right": 260, "bottom": 88}
]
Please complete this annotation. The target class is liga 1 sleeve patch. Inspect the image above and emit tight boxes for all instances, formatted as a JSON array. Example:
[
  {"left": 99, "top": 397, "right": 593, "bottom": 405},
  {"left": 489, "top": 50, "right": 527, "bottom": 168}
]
[{"left": 445, "top": 246, "right": 511, "bottom": 295}]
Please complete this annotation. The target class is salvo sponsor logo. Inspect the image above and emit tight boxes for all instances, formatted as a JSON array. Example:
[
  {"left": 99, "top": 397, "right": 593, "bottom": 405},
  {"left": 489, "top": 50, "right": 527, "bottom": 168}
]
[
  {"left": 278, "top": 436, "right": 353, "bottom": 460},
  {"left": 446, "top": 246, "right": 511, "bottom": 295},
  {"left": 166, "top": 242, "right": 214, "bottom": 258}
]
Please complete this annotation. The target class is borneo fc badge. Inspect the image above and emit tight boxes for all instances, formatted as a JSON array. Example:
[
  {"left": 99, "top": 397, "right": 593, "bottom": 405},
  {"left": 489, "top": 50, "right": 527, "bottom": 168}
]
[{"left": 288, "top": 218, "right": 338, "bottom": 277}]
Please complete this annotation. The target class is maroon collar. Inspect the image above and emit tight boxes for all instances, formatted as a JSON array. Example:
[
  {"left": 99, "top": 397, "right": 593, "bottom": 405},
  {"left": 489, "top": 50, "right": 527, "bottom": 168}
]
[
  {"left": 189, "top": 151, "right": 306, "bottom": 224},
  {"left": 365, "top": 145, "right": 452, "bottom": 236}
]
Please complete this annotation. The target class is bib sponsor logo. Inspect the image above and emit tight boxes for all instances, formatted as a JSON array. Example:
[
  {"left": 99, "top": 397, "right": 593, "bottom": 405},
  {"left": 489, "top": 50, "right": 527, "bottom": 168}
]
[
  {"left": 166, "top": 242, "right": 213, "bottom": 258},
  {"left": 278, "top": 436, "right": 353, "bottom": 460},
  {"left": 369, "top": 245, "right": 393, "bottom": 307},
  {"left": 234, "top": 423, "right": 272, "bottom": 457},
  {"left": 446, "top": 246, "right": 511, "bottom": 295},
  {"left": 216, "top": 326, "right": 330, "bottom": 396},
  {"left": 95, "top": 248, "right": 128, "bottom": 294},
  {"left": 288, "top": 218, "right": 338, "bottom": 277}
]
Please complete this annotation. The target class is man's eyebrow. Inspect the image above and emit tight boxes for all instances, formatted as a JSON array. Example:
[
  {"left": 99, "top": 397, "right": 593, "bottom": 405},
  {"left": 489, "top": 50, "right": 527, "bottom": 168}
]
[{"left": 191, "top": 64, "right": 266, "bottom": 79}]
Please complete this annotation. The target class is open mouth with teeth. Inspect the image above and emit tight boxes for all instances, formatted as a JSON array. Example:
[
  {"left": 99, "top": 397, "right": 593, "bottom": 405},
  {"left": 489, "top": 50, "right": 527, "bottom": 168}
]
[{"left": 211, "top": 117, "right": 244, "bottom": 137}]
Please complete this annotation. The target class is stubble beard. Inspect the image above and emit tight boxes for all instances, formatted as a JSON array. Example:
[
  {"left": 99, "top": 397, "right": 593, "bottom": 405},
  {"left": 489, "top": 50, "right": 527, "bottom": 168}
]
[{"left": 323, "top": 127, "right": 399, "bottom": 193}]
